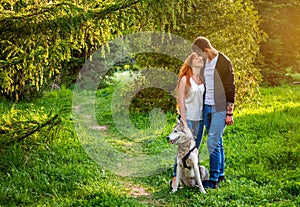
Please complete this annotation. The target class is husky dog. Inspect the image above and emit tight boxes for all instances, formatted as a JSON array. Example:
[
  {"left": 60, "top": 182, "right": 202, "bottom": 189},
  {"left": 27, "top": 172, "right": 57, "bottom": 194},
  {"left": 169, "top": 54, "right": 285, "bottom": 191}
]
[{"left": 167, "top": 119, "right": 208, "bottom": 193}]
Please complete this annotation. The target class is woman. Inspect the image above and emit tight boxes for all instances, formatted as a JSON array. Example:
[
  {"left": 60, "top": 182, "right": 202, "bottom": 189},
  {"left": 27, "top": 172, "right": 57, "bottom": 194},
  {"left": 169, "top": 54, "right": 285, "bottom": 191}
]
[
  {"left": 171, "top": 52, "right": 206, "bottom": 186},
  {"left": 176, "top": 52, "right": 205, "bottom": 148}
]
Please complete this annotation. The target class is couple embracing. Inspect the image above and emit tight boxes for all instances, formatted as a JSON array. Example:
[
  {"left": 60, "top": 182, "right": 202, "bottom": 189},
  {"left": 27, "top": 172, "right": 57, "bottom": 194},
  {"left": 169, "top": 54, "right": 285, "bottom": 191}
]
[{"left": 172, "top": 37, "right": 235, "bottom": 189}]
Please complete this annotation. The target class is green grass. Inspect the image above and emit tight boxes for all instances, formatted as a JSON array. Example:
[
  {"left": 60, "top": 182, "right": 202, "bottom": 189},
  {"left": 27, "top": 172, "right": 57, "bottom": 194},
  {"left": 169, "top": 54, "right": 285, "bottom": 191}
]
[{"left": 0, "top": 85, "right": 299, "bottom": 206}]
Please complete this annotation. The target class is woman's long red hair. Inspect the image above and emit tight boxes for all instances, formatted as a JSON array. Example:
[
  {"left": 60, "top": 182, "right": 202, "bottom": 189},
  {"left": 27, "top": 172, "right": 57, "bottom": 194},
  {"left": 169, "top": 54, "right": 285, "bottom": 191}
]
[{"left": 176, "top": 52, "right": 198, "bottom": 90}]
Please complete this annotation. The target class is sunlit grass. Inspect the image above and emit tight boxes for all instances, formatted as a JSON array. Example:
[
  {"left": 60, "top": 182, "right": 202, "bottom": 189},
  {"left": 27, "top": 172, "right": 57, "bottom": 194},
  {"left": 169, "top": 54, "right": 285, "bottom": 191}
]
[{"left": 237, "top": 85, "right": 300, "bottom": 116}]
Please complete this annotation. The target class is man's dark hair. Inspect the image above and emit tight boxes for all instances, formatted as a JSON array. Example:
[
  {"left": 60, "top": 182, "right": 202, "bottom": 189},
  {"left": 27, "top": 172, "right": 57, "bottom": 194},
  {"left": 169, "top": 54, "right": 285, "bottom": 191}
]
[{"left": 192, "top": 37, "right": 212, "bottom": 52}]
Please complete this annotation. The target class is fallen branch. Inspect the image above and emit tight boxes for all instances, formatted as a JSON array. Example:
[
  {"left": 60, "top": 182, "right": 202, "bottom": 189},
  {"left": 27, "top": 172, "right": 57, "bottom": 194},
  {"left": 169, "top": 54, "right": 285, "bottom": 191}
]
[{"left": 15, "top": 113, "right": 60, "bottom": 143}]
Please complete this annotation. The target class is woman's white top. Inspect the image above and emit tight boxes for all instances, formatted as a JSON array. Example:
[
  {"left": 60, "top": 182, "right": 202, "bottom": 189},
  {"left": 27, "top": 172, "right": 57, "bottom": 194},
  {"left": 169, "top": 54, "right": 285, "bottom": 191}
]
[{"left": 185, "top": 77, "right": 205, "bottom": 121}]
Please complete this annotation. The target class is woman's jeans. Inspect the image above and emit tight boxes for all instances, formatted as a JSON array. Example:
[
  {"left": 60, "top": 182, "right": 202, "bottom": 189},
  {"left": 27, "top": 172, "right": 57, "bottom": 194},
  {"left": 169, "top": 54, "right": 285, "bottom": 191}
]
[
  {"left": 172, "top": 119, "right": 204, "bottom": 176},
  {"left": 187, "top": 120, "right": 204, "bottom": 149},
  {"left": 203, "top": 104, "right": 226, "bottom": 182}
]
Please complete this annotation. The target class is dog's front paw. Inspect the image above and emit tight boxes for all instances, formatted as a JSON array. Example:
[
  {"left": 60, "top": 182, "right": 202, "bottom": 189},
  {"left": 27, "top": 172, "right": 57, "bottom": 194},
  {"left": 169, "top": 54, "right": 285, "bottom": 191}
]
[
  {"left": 200, "top": 188, "right": 206, "bottom": 194},
  {"left": 198, "top": 186, "right": 206, "bottom": 193},
  {"left": 171, "top": 188, "right": 178, "bottom": 193}
]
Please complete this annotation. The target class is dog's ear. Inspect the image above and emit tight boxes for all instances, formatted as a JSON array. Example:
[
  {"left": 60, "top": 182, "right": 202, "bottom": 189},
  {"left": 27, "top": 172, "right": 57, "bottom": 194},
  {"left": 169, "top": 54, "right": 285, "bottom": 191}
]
[
  {"left": 178, "top": 117, "right": 185, "bottom": 126},
  {"left": 176, "top": 115, "right": 184, "bottom": 125},
  {"left": 176, "top": 114, "right": 182, "bottom": 124}
]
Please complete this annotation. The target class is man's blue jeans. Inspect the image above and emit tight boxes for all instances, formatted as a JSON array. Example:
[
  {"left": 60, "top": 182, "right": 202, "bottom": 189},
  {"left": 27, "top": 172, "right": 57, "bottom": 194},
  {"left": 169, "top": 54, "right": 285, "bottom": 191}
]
[{"left": 203, "top": 104, "right": 226, "bottom": 181}]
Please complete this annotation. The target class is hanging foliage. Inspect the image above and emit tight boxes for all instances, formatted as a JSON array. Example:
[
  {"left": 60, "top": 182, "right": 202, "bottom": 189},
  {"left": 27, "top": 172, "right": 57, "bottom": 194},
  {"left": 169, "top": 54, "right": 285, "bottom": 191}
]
[{"left": 0, "top": 0, "right": 197, "bottom": 100}]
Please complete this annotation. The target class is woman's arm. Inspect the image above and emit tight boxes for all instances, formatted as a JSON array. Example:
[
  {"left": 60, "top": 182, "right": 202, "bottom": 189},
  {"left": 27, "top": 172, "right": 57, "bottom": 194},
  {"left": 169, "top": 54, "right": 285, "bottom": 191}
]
[{"left": 177, "top": 76, "right": 188, "bottom": 127}]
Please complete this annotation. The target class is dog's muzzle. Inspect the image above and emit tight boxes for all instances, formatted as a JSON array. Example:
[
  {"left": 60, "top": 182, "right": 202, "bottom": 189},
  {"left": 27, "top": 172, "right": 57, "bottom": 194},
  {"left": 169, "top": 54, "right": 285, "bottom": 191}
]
[{"left": 167, "top": 135, "right": 179, "bottom": 144}]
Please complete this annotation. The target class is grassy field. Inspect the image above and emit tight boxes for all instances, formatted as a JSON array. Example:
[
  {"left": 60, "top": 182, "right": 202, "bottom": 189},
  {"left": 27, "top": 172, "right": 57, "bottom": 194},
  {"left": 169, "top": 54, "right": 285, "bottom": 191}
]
[{"left": 0, "top": 85, "right": 299, "bottom": 206}]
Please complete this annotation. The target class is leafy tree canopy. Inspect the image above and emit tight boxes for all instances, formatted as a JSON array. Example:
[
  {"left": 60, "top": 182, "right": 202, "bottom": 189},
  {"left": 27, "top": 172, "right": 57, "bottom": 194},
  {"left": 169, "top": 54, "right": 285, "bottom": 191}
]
[
  {"left": 1, "top": 0, "right": 265, "bottom": 107},
  {"left": 0, "top": 0, "right": 196, "bottom": 100},
  {"left": 253, "top": 0, "right": 300, "bottom": 85}
]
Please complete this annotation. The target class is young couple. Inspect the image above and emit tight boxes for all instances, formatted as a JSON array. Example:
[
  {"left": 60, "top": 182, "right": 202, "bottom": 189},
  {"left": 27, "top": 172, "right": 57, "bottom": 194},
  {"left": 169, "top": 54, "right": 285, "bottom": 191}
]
[{"left": 172, "top": 37, "right": 236, "bottom": 189}]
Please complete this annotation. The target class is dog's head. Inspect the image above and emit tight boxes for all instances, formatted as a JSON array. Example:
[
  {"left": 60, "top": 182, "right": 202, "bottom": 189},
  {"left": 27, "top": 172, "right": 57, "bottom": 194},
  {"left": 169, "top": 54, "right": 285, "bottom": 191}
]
[{"left": 167, "top": 118, "right": 193, "bottom": 145}]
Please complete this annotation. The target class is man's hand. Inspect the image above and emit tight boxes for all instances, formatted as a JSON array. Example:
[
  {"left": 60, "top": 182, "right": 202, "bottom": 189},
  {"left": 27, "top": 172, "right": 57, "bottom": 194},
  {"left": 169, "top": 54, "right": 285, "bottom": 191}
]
[
  {"left": 226, "top": 102, "right": 234, "bottom": 125},
  {"left": 226, "top": 114, "right": 234, "bottom": 125}
]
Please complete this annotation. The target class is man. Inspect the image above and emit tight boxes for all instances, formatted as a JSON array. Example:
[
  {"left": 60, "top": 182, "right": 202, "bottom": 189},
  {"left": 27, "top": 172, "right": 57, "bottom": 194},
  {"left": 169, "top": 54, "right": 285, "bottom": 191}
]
[{"left": 192, "top": 37, "right": 235, "bottom": 189}]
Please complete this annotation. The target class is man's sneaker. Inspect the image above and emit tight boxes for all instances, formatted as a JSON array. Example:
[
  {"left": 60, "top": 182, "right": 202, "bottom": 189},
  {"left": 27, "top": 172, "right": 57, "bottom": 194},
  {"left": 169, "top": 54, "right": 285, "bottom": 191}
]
[
  {"left": 202, "top": 180, "right": 218, "bottom": 189},
  {"left": 218, "top": 176, "right": 226, "bottom": 183}
]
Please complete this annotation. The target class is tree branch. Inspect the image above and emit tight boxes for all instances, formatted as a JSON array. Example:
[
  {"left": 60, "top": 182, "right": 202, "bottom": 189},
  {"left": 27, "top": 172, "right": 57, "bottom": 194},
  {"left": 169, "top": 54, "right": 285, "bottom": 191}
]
[
  {"left": 1, "top": 0, "right": 141, "bottom": 21},
  {"left": 15, "top": 113, "right": 60, "bottom": 143}
]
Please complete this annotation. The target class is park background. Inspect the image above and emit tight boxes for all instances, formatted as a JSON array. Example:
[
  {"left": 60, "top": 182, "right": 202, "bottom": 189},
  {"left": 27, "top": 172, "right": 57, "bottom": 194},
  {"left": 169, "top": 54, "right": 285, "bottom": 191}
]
[{"left": 0, "top": 0, "right": 299, "bottom": 206}]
